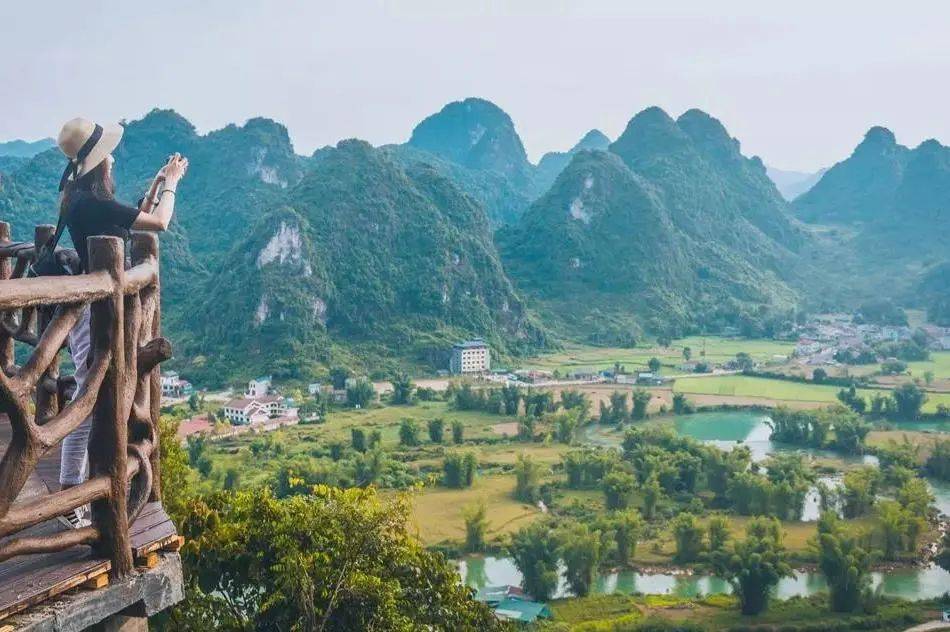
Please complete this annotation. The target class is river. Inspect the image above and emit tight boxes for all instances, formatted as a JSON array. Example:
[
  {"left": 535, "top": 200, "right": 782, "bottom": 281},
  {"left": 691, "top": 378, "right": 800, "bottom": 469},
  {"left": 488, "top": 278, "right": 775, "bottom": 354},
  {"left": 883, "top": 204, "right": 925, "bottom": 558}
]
[
  {"left": 459, "top": 555, "right": 950, "bottom": 601},
  {"left": 461, "top": 410, "right": 950, "bottom": 601}
]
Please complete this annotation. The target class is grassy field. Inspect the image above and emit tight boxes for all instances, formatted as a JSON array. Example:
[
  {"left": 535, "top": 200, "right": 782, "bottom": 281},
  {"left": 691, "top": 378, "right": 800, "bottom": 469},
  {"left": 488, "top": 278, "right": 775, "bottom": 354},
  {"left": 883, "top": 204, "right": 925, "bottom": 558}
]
[
  {"left": 550, "top": 593, "right": 937, "bottom": 631},
  {"left": 907, "top": 351, "right": 950, "bottom": 381},
  {"left": 402, "top": 474, "right": 543, "bottom": 546},
  {"left": 673, "top": 375, "right": 950, "bottom": 412},
  {"left": 523, "top": 338, "right": 795, "bottom": 375}
]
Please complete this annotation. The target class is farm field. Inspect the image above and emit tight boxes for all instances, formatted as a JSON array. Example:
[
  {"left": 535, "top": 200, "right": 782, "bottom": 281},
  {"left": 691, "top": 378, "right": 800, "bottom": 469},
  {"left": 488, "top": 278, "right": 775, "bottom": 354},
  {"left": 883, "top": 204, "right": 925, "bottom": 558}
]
[
  {"left": 673, "top": 375, "right": 950, "bottom": 412},
  {"left": 522, "top": 338, "right": 795, "bottom": 375}
]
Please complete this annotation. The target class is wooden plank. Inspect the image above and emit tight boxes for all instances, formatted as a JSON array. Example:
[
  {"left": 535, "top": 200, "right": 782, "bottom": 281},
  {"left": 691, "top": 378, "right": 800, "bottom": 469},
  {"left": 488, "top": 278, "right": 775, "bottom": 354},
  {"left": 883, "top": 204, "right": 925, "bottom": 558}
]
[
  {"left": 132, "top": 529, "right": 178, "bottom": 559},
  {"left": 134, "top": 551, "right": 158, "bottom": 569},
  {"left": 80, "top": 571, "right": 109, "bottom": 589},
  {"left": 163, "top": 535, "right": 184, "bottom": 553},
  {"left": 0, "top": 558, "right": 110, "bottom": 622}
]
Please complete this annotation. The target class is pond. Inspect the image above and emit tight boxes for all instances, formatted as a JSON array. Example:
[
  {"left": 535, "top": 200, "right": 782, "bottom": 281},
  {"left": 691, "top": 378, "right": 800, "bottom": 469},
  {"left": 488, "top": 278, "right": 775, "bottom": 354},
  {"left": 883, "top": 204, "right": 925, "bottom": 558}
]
[{"left": 459, "top": 555, "right": 950, "bottom": 601}]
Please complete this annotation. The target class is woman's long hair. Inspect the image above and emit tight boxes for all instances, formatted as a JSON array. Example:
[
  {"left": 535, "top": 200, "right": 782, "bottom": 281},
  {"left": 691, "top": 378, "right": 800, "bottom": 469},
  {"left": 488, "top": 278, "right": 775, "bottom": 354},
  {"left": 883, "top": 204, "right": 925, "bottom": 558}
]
[{"left": 59, "top": 159, "right": 115, "bottom": 217}]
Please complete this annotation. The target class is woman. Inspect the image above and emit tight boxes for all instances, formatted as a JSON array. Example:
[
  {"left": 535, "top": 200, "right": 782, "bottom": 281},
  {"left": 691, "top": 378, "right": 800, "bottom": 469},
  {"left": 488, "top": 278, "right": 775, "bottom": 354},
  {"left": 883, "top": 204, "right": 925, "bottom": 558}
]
[{"left": 55, "top": 117, "right": 188, "bottom": 527}]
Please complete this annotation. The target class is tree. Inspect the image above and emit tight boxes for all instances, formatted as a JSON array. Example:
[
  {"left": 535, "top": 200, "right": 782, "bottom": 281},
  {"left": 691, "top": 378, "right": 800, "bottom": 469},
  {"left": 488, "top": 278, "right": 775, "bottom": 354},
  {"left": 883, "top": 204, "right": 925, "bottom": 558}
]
[
  {"left": 836, "top": 386, "right": 867, "bottom": 414},
  {"left": 223, "top": 468, "right": 241, "bottom": 491},
  {"left": 832, "top": 410, "right": 871, "bottom": 454},
  {"left": 443, "top": 452, "right": 476, "bottom": 488},
  {"left": 707, "top": 516, "right": 730, "bottom": 553},
  {"left": 427, "top": 418, "right": 445, "bottom": 443},
  {"left": 815, "top": 512, "right": 873, "bottom": 612},
  {"left": 451, "top": 420, "right": 465, "bottom": 444},
  {"left": 602, "top": 471, "right": 636, "bottom": 510},
  {"left": 631, "top": 389, "right": 651, "bottom": 421},
  {"left": 558, "top": 523, "right": 602, "bottom": 597},
  {"left": 671, "top": 513, "right": 705, "bottom": 563},
  {"left": 613, "top": 510, "right": 643, "bottom": 565},
  {"left": 648, "top": 357, "right": 661, "bottom": 373},
  {"left": 329, "top": 366, "right": 351, "bottom": 390},
  {"left": 346, "top": 378, "right": 376, "bottom": 408},
  {"left": 462, "top": 501, "right": 488, "bottom": 553},
  {"left": 877, "top": 500, "right": 911, "bottom": 560},
  {"left": 509, "top": 522, "right": 560, "bottom": 601},
  {"left": 188, "top": 392, "right": 200, "bottom": 412},
  {"left": 368, "top": 429, "right": 382, "bottom": 449},
  {"left": 925, "top": 439, "right": 950, "bottom": 480},
  {"left": 167, "top": 488, "right": 501, "bottom": 631},
  {"left": 924, "top": 370, "right": 935, "bottom": 386},
  {"left": 891, "top": 383, "right": 927, "bottom": 420},
  {"left": 683, "top": 346, "right": 692, "bottom": 362},
  {"left": 598, "top": 391, "right": 629, "bottom": 425},
  {"left": 560, "top": 390, "right": 591, "bottom": 415},
  {"left": 672, "top": 392, "right": 694, "bottom": 415},
  {"left": 734, "top": 352, "right": 754, "bottom": 372},
  {"left": 525, "top": 391, "right": 555, "bottom": 418},
  {"left": 501, "top": 385, "right": 522, "bottom": 415},
  {"left": 399, "top": 419, "right": 420, "bottom": 447},
  {"left": 390, "top": 371, "right": 415, "bottom": 405},
  {"left": 642, "top": 476, "right": 662, "bottom": 519},
  {"left": 711, "top": 521, "right": 791, "bottom": 615},
  {"left": 812, "top": 367, "right": 827, "bottom": 383},
  {"left": 514, "top": 453, "right": 544, "bottom": 503},
  {"left": 841, "top": 467, "right": 879, "bottom": 518},
  {"left": 554, "top": 412, "right": 580, "bottom": 444},
  {"left": 186, "top": 435, "right": 206, "bottom": 469},
  {"left": 351, "top": 428, "right": 367, "bottom": 453}
]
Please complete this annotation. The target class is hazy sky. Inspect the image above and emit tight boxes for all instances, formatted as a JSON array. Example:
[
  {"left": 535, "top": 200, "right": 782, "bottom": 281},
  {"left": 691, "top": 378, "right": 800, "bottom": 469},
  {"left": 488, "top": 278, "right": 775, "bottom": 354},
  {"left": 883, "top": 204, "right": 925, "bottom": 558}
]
[{"left": 3, "top": 0, "right": 949, "bottom": 171}]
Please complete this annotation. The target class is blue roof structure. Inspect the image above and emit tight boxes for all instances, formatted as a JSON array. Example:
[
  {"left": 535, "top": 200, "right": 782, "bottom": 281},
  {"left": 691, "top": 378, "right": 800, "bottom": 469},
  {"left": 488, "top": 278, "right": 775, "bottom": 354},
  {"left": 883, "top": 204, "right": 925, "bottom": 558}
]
[{"left": 492, "top": 598, "right": 551, "bottom": 623}]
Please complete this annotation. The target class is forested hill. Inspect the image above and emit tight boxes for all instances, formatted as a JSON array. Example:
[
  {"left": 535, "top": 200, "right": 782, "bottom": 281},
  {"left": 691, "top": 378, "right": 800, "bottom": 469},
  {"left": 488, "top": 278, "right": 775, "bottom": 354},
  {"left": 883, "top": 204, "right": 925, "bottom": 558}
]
[
  {"left": 499, "top": 107, "right": 805, "bottom": 343},
  {"left": 792, "top": 127, "right": 950, "bottom": 305},
  {"left": 181, "top": 140, "right": 548, "bottom": 382}
]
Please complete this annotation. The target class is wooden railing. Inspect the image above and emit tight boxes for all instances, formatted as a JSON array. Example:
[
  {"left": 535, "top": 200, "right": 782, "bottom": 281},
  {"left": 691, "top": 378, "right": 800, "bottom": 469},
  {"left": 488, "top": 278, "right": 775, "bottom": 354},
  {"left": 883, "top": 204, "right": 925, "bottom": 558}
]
[{"left": 0, "top": 220, "right": 170, "bottom": 580}]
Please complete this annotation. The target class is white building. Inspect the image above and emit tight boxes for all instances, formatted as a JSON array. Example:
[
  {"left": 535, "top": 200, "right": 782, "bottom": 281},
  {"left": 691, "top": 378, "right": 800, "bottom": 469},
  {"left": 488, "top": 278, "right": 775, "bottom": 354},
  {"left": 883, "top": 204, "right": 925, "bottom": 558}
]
[
  {"left": 160, "top": 371, "right": 193, "bottom": 398},
  {"left": 450, "top": 339, "right": 491, "bottom": 374},
  {"left": 221, "top": 395, "right": 285, "bottom": 425},
  {"left": 246, "top": 376, "right": 272, "bottom": 398}
]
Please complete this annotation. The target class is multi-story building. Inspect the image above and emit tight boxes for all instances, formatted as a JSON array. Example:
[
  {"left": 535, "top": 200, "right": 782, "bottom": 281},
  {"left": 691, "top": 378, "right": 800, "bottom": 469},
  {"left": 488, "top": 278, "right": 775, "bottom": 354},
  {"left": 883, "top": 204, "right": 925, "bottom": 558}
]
[
  {"left": 221, "top": 395, "right": 285, "bottom": 425},
  {"left": 160, "top": 370, "right": 194, "bottom": 398},
  {"left": 450, "top": 339, "right": 491, "bottom": 374}
]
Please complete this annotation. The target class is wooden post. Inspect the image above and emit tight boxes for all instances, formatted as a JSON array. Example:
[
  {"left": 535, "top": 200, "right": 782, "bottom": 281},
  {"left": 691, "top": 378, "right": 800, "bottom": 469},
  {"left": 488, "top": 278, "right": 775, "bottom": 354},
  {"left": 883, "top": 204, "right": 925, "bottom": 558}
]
[
  {"left": 0, "top": 222, "right": 12, "bottom": 368},
  {"left": 87, "top": 236, "right": 133, "bottom": 578},
  {"left": 132, "top": 233, "right": 163, "bottom": 503},
  {"left": 34, "top": 225, "right": 59, "bottom": 424}
]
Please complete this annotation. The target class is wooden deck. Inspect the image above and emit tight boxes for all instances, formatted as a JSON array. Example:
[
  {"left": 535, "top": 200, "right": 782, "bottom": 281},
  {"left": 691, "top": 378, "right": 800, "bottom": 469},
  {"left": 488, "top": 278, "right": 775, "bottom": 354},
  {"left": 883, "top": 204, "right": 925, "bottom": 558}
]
[{"left": 0, "top": 417, "right": 179, "bottom": 622}]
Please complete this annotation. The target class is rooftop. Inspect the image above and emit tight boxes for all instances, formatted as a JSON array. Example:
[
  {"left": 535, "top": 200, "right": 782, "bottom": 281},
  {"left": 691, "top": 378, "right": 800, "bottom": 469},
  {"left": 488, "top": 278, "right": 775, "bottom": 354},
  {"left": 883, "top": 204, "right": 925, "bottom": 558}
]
[{"left": 453, "top": 339, "right": 488, "bottom": 349}]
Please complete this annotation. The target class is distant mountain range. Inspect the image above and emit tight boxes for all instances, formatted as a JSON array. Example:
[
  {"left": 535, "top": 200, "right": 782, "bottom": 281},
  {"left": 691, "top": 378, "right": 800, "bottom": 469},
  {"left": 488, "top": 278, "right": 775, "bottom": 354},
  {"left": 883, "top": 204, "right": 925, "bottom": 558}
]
[
  {"left": 766, "top": 165, "right": 826, "bottom": 201},
  {"left": 0, "top": 101, "right": 945, "bottom": 382},
  {"left": 0, "top": 137, "right": 55, "bottom": 159}
]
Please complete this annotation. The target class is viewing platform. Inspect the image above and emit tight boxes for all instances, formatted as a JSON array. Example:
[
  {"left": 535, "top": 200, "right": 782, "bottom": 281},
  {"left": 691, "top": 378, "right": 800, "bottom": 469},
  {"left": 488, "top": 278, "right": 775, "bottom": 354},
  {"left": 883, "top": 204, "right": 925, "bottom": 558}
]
[{"left": 0, "top": 221, "right": 183, "bottom": 630}]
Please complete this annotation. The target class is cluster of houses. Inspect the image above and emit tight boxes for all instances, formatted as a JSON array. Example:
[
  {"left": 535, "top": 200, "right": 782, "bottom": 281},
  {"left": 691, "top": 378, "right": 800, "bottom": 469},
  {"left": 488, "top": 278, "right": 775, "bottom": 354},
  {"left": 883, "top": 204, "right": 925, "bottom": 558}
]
[
  {"left": 176, "top": 376, "right": 299, "bottom": 443},
  {"left": 791, "top": 313, "right": 950, "bottom": 367}
]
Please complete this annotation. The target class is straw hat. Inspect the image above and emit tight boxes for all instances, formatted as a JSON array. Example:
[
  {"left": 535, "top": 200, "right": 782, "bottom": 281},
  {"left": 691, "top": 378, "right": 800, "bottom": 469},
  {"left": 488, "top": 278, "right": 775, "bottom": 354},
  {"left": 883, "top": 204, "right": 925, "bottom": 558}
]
[{"left": 56, "top": 118, "right": 123, "bottom": 190}]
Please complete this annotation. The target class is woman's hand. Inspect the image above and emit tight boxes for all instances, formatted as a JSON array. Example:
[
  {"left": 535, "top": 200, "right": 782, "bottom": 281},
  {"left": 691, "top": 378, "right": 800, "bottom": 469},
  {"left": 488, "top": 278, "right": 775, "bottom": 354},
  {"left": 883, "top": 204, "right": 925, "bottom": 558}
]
[{"left": 163, "top": 153, "right": 189, "bottom": 188}]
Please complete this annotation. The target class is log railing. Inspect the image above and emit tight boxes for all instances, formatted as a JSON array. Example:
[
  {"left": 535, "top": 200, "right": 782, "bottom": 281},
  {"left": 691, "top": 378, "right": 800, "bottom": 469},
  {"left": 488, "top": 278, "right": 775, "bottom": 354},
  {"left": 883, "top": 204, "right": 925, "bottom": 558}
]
[{"left": 0, "top": 220, "right": 169, "bottom": 579}]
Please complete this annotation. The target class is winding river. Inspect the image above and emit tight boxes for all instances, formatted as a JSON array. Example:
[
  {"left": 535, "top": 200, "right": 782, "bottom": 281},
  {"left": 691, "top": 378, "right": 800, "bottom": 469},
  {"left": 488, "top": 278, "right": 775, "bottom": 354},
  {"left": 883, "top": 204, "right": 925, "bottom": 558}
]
[{"left": 461, "top": 411, "right": 950, "bottom": 600}]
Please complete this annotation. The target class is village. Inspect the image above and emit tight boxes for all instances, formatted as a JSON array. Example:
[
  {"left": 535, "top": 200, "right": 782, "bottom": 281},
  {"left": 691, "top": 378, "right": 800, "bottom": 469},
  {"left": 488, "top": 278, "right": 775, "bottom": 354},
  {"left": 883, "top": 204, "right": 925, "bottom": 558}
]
[{"left": 791, "top": 313, "right": 950, "bottom": 368}]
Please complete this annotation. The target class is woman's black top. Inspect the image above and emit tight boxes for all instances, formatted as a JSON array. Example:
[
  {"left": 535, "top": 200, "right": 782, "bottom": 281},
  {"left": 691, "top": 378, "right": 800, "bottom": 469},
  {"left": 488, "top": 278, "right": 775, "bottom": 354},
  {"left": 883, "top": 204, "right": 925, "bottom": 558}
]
[{"left": 64, "top": 191, "right": 140, "bottom": 272}]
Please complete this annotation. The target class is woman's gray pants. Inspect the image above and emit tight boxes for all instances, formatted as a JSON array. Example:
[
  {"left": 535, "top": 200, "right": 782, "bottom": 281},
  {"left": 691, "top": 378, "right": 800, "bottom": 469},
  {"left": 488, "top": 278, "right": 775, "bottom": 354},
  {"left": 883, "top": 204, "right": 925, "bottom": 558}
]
[{"left": 60, "top": 307, "right": 92, "bottom": 486}]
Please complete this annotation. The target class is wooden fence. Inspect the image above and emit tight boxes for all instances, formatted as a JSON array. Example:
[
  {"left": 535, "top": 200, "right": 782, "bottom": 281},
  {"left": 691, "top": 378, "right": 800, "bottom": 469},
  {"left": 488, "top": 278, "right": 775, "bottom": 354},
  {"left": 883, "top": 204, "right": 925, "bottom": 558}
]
[{"left": 0, "top": 220, "right": 170, "bottom": 580}]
